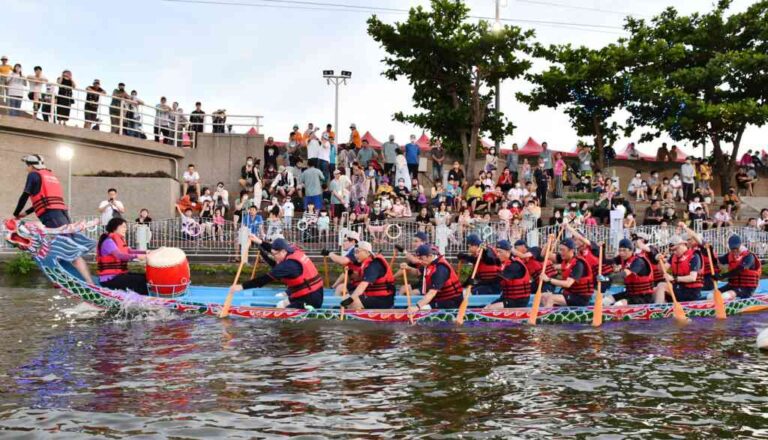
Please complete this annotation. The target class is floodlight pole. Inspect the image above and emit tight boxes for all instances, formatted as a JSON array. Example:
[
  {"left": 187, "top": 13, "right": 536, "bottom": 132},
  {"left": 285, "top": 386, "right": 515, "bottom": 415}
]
[{"left": 324, "top": 75, "right": 349, "bottom": 137}]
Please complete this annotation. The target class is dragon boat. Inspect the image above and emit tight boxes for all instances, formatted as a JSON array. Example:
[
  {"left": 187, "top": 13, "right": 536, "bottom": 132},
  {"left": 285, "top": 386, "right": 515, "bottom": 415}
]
[{"left": 7, "top": 219, "right": 768, "bottom": 325}]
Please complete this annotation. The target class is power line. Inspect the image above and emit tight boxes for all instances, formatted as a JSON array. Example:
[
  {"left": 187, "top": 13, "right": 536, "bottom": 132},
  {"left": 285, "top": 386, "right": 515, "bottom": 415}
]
[
  {"left": 161, "top": 0, "right": 626, "bottom": 33},
  {"left": 515, "top": 0, "right": 648, "bottom": 18}
]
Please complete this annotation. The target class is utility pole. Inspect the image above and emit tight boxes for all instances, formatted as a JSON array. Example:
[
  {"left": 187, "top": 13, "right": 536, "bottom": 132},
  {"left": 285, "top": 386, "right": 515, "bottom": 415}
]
[
  {"left": 322, "top": 70, "right": 352, "bottom": 137},
  {"left": 494, "top": 0, "right": 501, "bottom": 150}
]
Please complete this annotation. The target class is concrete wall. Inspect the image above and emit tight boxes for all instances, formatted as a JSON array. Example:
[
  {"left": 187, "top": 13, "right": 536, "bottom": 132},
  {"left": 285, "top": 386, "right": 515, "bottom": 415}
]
[
  {"left": 71, "top": 176, "right": 179, "bottom": 219},
  {"left": 184, "top": 133, "right": 265, "bottom": 191}
]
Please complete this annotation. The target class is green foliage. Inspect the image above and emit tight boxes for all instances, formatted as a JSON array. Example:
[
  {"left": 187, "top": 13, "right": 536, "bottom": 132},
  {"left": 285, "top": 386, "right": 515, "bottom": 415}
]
[
  {"left": 4, "top": 253, "right": 37, "bottom": 275},
  {"left": 622, "top": 0, "right": 768, "bottom": 191},
  {"left": 367, "top": 0, "right": 534, "bottom": 174}
]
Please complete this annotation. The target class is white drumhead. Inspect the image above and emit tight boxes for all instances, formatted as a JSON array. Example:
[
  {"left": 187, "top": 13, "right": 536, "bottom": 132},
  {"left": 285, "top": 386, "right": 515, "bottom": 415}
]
[{"left": 147, "top": 247, "right": 187, "bottom": 268}]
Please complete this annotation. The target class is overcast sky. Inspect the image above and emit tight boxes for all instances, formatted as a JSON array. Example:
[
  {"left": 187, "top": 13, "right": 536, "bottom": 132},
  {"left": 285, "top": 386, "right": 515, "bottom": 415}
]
[{"left": 4, "top": 0, "right": 766, "bottom": 156}]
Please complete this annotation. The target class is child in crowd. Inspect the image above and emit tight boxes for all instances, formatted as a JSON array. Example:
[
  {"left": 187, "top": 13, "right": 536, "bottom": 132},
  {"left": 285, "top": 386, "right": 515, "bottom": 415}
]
[
  {"left": 265, "top": 207, "right": 283, "bottom": 241},
  {"left": 212, "top": 207, "right": 225, "bottom": 241},
  {"left": 282, "top": 197, "right": 294, "bottom": 229},
  {"left": 669, "top": 173, "right": 684, "bottom": 201},
  {"left": 181, "top": 208, "right": 200, "bottom": 240},
  {"left": 521, "top": 158, "right": 532, "bottom": 183},
  {"left": 317, "top": 209, "right": 331, "bottom": 242}
]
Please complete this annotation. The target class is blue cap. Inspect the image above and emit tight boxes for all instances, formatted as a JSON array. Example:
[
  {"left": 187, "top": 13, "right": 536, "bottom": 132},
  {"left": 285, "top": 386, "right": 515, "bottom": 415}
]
[
  {"left": 561, "top": 238, "right": 576, "bottom": 250},
  {"left": 271, "top": 238, "right": 294, "bottom": 253},
  {"left": 496, "top": 240, "right": 512, "bottom": 251},
  {"left": 728, "top": 235, "right": 741, "bottom": 249},
  {"left": 619, "top": 238, "right": 634, "bottom": 250},
  {"left": 514, "top": 239, "right": 527, "bottom": 247},
  {"left": 414, "top": 231, "right": 428, "bottom": 242},
  {"left": 414, "top": 244, "right": 434, "bottom": 257},
  {"left": 467, "top": 234, "right": 482, "bottom": 246}
]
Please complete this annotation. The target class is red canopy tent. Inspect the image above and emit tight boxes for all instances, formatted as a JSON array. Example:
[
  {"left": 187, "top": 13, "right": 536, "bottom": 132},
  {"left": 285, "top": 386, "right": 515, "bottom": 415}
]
[
  {"left": 246, "top": 127, "right": 259, "bottom": 136},
  {"left": 273, "top": 140, "right": 287, "bottom": 147},
  {"left": 517, "top": 137, "right": 543, "bottom": 156},
  {"left": 615, "top": 143, "right": 656, "bottom": 161},
  {"left": 415, "top": 133, "right": 432, "bottom": 152},
  {"left": 361, "top": 131, "right": 382, "bottom": 150},
  {"left": 551, "top": 145, "right": 579, "bottom": 158}
]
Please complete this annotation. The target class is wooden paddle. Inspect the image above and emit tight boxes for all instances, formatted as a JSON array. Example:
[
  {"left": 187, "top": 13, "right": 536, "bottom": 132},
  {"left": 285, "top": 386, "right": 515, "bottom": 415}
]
[
  {"left": 528, "top": 233, "right": 555, "bottom": 326},
  {"left": 456, "top": 246, "right": 484, "bottom": 326},
  {"left": 657, "top": 254, "right": 690, "bottom": 324},
  {"left": 705, "top": 245, "right": 727, "bottom": 320},
  {"left": 219, "top": 241, "right": 250, "bottom": 318},
  {"left": 323, "top": 256, "right": 330, "bottom": 287},
  {"left": 402, "top": 271, "right": 415, "bottom": 325},
  {"left": 340, "top": 267, "right": 349, "bottom": 321},
  {"left": 390, "top": 248, "right": 398, "bottom": 268},
  {"left": 592, "top": 243, "right": 604, "bottom": 327},
  {"left": 249, "top": 253, "right": 262, "bottom": 280}
]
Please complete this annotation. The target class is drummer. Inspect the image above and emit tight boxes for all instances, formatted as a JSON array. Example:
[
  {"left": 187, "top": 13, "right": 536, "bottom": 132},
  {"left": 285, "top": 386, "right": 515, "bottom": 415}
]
[
  {"left": 235, "top": 237, "right": 324, "bottom": 309},
  {"left": 322, "top": 231, "right": 363, "bottom": 296},
  {"left": 511, "top": 239, "right": 556, "bottom": 294},
  {"left": 485, "top": 240, "right": 531, "bottom": 309},
  {"left": 341, "top": 241, "right": 395, "bottom": 310},
  {"left": 541, "top": 239, "right": 594, "bottom": 307},
  {"left": 654, "top": 236, "right": 702, "bottom": 304},
  {"left": 407, "top": 244, "right": 464, "bottom": 312},
  {"left": 96, "top": 218, "right": 148, "bottom": 294},
  {"left": 457, "top": 234, "right": 502, "bottom": 295},
  {"left": 714, "top": 235, "right": 761, "bottom": 299},
  {"left": 604, "top": 238, "right": 655, "bottom": 306}
]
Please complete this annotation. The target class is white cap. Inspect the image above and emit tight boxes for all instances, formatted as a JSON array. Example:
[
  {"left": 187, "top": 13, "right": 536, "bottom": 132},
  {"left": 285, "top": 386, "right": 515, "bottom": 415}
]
[
  {"left": 389, "top": 134, "right": 395, "bottom": 141},
  {"left": 350, "top": 123, "right": 357, "bottom": 129},
  {"left": 345, "top": 231, "right": 360, "bottom": 242},
  {"left": 357, "top": 241, "right": 373, "bottom": 253},
  {"left": 21, "top": 154, "right": 45, "bottom": 169}
]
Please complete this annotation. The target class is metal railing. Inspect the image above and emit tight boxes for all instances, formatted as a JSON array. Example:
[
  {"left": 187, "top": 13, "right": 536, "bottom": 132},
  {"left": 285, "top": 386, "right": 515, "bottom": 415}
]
[
  {"left": 3, "top": 216, "right": 768, "bottom": 261},
  {"left": 0, "top": 76, "right": 263, "bottom": 146}
]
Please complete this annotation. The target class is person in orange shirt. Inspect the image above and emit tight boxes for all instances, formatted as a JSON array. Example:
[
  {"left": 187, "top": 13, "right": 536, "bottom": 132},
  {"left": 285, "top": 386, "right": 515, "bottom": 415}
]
[
  {"left": 349, "top": 123, "right": 361, "bottom": 149},
  {"left": 325, "top": 123, "right": 335, "bottom": 140},
  {"left": 292, "top": 124, "right": 305, "bottom": 147}
]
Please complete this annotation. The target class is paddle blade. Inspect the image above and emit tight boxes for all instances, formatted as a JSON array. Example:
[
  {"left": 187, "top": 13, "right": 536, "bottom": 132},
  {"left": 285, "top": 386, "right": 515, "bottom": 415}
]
[
  {"left": 713, "top": 289, "right": 727, "bottom": 320},
  {"left": 592, "top": 290, "right": 603, "bottom": 327},
  {"left": 219, "top": 287, "right": 236, "bottom": 318},
  {"left": 528, "top": 291, "right": 542, "bottom": 326},
  {"left": 456, "top": 287, "right": 470, "bottom": 326},
  {"left": 672, "top": 300, "right": 689, "bottom": 324}
]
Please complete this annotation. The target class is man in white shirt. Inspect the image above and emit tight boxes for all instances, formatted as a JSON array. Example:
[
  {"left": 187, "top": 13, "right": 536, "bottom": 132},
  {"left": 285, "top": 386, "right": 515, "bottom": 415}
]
[
  {"left": 98, "top": 188, "right": 126, "bottom": 225},
  {"left": 681, "top": 157, "right": 696, "bottom": 202},
  {"left": 271, "top": 166, "right": 296, "bottom": 199},
  {"left": 183, "top": 164, "right": 201, "bottom": 196},
  {"left": 27, "top": 66, "right": 47, "bottom": 119}
]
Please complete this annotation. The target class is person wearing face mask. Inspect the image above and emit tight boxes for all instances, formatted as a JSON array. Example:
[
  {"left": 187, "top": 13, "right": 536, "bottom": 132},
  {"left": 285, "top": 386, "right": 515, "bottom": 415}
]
[
  {"left": 669, "top": 173, "right": 684, "bottom": 201},
  {"left": 213, "top": 182, "right": 230, "bottom": 215},
  {"left": 681, "top": 157, "right": 696, "bottom": 202}
]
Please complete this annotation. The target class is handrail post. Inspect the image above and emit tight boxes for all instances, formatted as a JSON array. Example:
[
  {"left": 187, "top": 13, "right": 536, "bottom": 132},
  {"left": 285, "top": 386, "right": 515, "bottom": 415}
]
[{"left": 174, "top": 116, "right": 179, "bottom": 147}]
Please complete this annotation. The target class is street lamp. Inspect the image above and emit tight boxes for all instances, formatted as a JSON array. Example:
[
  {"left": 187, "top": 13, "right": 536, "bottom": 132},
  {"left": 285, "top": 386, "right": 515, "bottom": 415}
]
[
  {"left": 322, "top": 70, "right": 352, "bottom": 140},
  {"left": 493, "top": 0, "right": 502, "bottom": 150},
  {"left": 56, "top": 144, "right": 74, "bottom": 208}
]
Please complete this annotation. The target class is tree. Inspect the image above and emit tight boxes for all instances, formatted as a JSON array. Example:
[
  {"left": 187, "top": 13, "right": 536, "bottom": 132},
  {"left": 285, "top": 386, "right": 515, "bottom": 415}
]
[
  {"left": 367, "top": 0, "right": 533, "bottom": 176},
  {"left": 623, "top": 0, "right": 768, "bottom": 193},
  {"left": 517, "top": 44, "right": 628, "bottom": 170}
]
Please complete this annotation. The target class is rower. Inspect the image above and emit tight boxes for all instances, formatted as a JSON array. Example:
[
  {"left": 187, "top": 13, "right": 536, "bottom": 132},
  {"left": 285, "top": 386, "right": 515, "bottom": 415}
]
[
  {"left": 633, "top": 233, "right": 668, "bottom": 301},
  {"left": 96, "top": 218, "right": 148, "bottom": 294},
  {"left": 13, "top": 154, "right": 93, "bottom": 284},
  {"left": 714, "top": 235, "right": 761, "bottom": 299},
  {"left": 457, "top": 233, "right": 501, "bottom": 295},
  {"left": 512, "top": 239, "right": 556, "bottom": 294},
  {"left": 235, "top": 237, "right": 324, "bottom": 309},
  {"left": 485, "top": 240, "right": 531, "bottom": 309},
  {"left": 394, "top": 231, "right": 430, "bottom": 296},
  {"left": 604, "top": 238, "right": 655, "bottom": 306},
  {"left": 322, "top": 231, "right": 363, "bottom": 296},
  {"left": 341, "top": 241, "right": 396, "bottom": 310},
  {"left": 407, "top": 244, "right": 464, "bottom": 312},
  {"left": 678, "top": 222, "right": 718, "bottom": 290},
  {"left": 540, "top": 238, "right": 594, "bottom": 307},
  {"left": 654, "top": 236, "right": 702, "bottom": 304},
  {"left": 565, "top": 224, "right": 612, "bottom": 292}
]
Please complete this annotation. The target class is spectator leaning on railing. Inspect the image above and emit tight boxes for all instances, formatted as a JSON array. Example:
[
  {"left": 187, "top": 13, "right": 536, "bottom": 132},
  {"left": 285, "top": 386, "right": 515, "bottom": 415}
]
[
  {"left": 190, "top": 102, "right": 205, "bottom": 136},
  {"left": 154, "top": 97, "right": 172, "bottom": 143},
  {"left": 0, "top": 55, "right": 11, "bottom": 105},
  {"left": 55, "top": 70, "right": 76, "bottom": 125},
  {"left": 26, "top": 66, "right": 47, "bottom": 119},
  {"left": 109, "top": 82, "right": 129, "bottom": 133},
  {"left": 84, "top": 79, "right": 105, "bottom": 130},
  {"left": 6, "top": 64, "right": 27, "bottom": 116}
]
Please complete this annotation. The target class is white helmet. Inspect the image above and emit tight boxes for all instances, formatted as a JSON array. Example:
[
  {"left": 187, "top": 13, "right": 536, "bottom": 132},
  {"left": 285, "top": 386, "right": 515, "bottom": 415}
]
[{"left": 21, "top": 154, "right": 45, "bottom": 169}]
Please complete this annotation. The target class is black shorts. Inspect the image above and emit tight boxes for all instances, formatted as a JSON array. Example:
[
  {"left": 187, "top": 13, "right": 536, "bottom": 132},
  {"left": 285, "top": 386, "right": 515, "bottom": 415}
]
[
  {"left": 612, "top": 291, "right": 654, "bottom": 305},
  {"left": 721, "top": 284, "right": 755, "bottom": 299},
  {"left": 702, "top": 274, "right": 715, "bottom": 291},
  {"left": 360, "top": 294, "right": 395, "bottom": 309},
  {"left": 472, "top": 283, "right": 501, "bottom": 296},
  {"left": 332, "top": 203, "right": 345, "bottom": 219},
  {"left": 669, "top": 285, "right": 701, "bottom": 302},
  {"left": 430, "top": 296, "right": 463, "bottom": 309},
  {"left": 289, "top": 288, "right": 323, "bottom": 309},
  {"left": 564, "top": 294, "right": 591, "bottom": 307},
  {"left": 492, "top": 296, "right": 529, "bottom": 308},
  {"left": 530, "top": 281, "right": 555, "bottom": 294}
]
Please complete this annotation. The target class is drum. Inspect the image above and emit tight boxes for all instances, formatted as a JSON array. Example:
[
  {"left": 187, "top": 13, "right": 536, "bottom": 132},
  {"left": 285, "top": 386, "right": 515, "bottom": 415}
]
[{"left": 146, "top": 247, "right": 190, "bottom": 296}]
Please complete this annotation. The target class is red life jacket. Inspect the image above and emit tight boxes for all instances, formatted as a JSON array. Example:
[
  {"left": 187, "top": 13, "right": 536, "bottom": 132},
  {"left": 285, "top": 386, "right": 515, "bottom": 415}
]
[
  {"left": 562, "top": 255, "right": 594, "bottom": 297},
  {"left": 727, "top": 250, "right": 761, "bottom": 289},
  {"left": 424, "top": 256, "right": 463, "bottom": 302},
  {"left": 345, "top": 247, "right": 363, "bottom": 286},
  {"left": 280, "top": 250, "right": 324, "bottom": 299},
  {"left": 670, "top": 248, "right": 703, "bottom": 289},
  {"left": 621, "top": 254, "right": 654, "bottom": 296},
  {"left": 694, "top": 245, "right": 720, "bottom": 276},
  {"left": 524, "top": 254, "right": 557, "bottom": 284},
  {"left": 644, "top": 250, "right": 666, "bottom": 284},
  {"left": 501, "top": 257, "right": 531, "bottom": 300},
  {"left": 29, "top": 169, "right": 67, "bottom": 217},
  {"left": 360, "top": 254, "right": 395, "bottom": 297},
  {"left": 579, "top": 244, "right": 611, "bottom": 279},
  {"left": 97, "top": 233, "right": 129, "bottom": 276},
  {"left": 474, "top": 248, "right": 502, "bottom": 283}
]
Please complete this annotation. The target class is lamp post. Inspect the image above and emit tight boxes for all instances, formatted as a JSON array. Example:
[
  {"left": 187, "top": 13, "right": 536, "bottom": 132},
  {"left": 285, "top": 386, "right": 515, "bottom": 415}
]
[
  {"left": 322, "top": 70, "right": 351, "bottom": 138},
  {"left": 493, "top": 0, "right": 501, "bottom": 150},
  {"left": 56, "top": 144, "right": 74, "bottom": 209}
]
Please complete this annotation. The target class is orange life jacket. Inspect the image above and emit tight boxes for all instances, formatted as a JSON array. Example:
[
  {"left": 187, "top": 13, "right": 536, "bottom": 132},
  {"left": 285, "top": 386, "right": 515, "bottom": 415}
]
[
  {"left": 424, "top": 256, "right": 463, "bottom": 303},
  {"left": 727, "top": 250, "right": 761, "bottom": 289},
  {"left": 360, "top": 254, "right": 395, "bottom": 297},
  {"left": 29, "top": 169, "right": 67, "bottom": 217},
  {"left": 500, "top": 257, "right": 531, "bottom": 300},
  {"left": 670, "top": 248, "right": 703, "bottom": 289},
  {"left": 280, "top": 250, "right": 324, "bottom": 299},
  {"left": 621, "top": 254, "right": 654, "bottom": 296},
  {"left": 562, "top": 255, "right": 594, "bottom": 297},
  {"left": 97, "top": 233, "right": 129, "bottom": 276}
]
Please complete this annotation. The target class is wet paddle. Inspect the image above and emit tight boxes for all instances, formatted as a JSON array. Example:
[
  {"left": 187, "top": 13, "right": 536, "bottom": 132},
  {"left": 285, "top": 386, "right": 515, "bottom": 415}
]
[
  {"left": 249, "top": 253, "right": 261, "bottom": 280},
  {"left": 323, "top": 256, "right": 330, "bottom": 288},
  {"left": 456, "top": 246, "right": 484, "bottom": 326},
  {"left": 592, "top": 243, "right": 604, "bottom": 327},
  {"left": 402, "top": 271, "right": 415, "bottom": 325},
  {"left": 390, "top": 248, "right": 398, "bottom": 268},
  {"left": 657, "top": 255, "right": 690, "bottom": 324},
  {"left": 340, "top": 267, "right": 349, "bottom": 321},
  {"left": 528, "top": 233, "right": 555, "bottom": 326},
  {"left": 219, "top": 241, "right": 250, "bottom": 318},
  {"left": 705, "top": 245, "right": 727, "bottom": 320}
]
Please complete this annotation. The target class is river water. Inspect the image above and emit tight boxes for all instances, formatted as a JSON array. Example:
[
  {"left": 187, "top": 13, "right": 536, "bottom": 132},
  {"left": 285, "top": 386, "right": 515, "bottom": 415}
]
[{"left": 2, "top": 286, "right": 768, "bottom": 438}]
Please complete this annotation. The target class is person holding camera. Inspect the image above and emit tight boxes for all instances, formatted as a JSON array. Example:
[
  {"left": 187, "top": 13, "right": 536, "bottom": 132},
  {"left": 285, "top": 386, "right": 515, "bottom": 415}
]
[
  {"left": 213, "top": 182, "right": 230, "bottom": 216},
  {"left": 98, "top": 188, "right": 126, "bottom": 226}
]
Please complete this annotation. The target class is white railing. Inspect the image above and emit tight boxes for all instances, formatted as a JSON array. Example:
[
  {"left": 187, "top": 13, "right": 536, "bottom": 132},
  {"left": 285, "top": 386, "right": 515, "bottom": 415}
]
[
  {"left": 0, "top": 77, "right": 263, "bottom": 146},
  {"left": 3, "top": 216, "right": 768, "bottom": 260}
]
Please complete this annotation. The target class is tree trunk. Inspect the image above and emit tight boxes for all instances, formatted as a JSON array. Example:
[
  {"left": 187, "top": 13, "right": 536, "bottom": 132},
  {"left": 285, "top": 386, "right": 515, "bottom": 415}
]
[
  {"left": 711, "top": 128, "right": 744, "bottom": 196},
  {"left": 467, "top": 71, "right": 484, "bottom": 178},
  {"left": 592, "top": 115, "right": 605, "bottom": 170}
]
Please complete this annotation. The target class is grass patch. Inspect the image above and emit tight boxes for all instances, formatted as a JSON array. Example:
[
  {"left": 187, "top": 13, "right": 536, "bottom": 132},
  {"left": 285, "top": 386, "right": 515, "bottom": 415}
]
[{"left": 3, "top": 252, "right": 37, "bottom": 275}]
